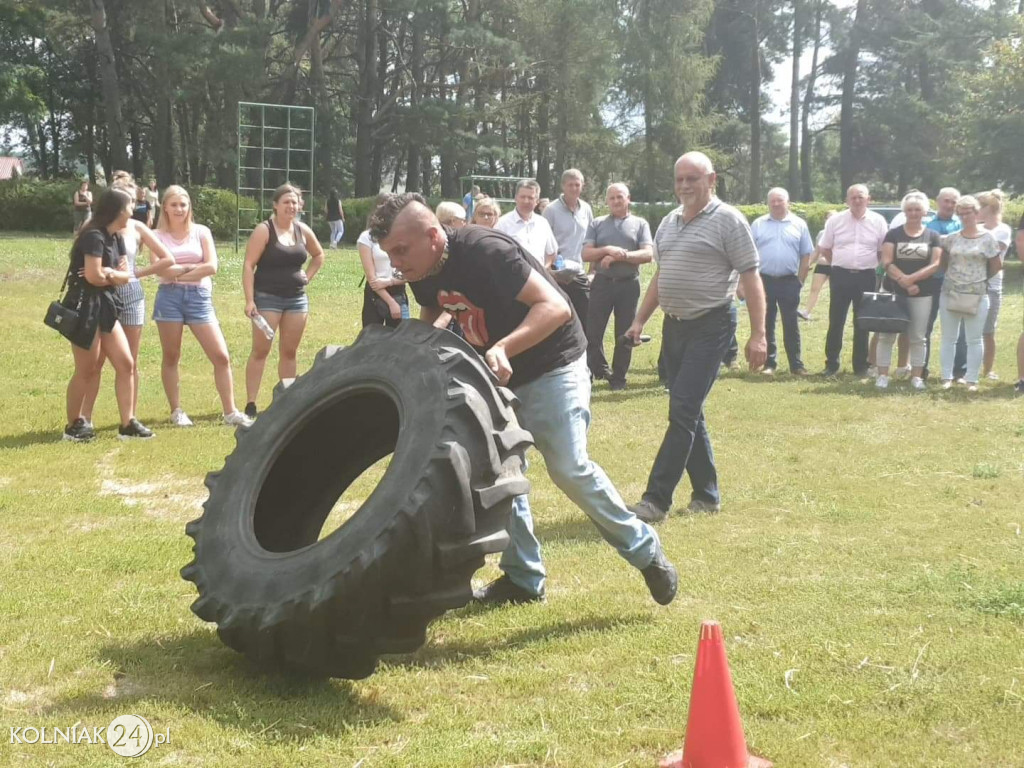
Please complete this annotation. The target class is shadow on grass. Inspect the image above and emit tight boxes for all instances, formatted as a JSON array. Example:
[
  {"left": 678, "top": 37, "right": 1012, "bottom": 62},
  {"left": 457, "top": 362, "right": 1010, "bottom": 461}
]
[
  {"left": 395, "top": 611, "right": 651, "bottom": 671},
  {"left": 0, "top": 411, "right": 234, "bottom": 449},
  {"left": 799, "top": 376, "right": 1021, "bottom": 399},
  {"left": 46, "top": 629, "right": 401, "bottom": 735}
]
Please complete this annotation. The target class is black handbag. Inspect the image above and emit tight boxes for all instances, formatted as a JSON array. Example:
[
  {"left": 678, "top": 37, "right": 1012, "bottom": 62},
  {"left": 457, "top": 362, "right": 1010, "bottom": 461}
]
[
  {"left": 43, "top": 268, "right": 83, "bottom": 341},
  {"left": 856, "top": 291, "right": 910, "bottom": 333}
]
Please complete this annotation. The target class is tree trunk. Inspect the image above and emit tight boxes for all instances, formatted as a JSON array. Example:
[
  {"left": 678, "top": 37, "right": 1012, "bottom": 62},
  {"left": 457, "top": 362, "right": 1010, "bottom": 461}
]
[
  {"left": 748, "top": 5, "right": 762, "bottom": 204},
  {"left": 129, "top": 124, "right": 143, "bottom": 180},
  {"left": 89, "top": 0, "right": 129, "bottom": 172},
  {"left": 404, "top": 6, "right": 425, "bottom": 193},
  {"left": 354, "top": 0, "right": 379, "bottom": 196},
  {"left": 788, "top": 0, "right": 802, "bottom": 197},
  {"left": 536, "top": 74, "right": 551, "bottom": 193},
  {"left": 801, "top": 0, "right": 822, "bottom": 201},
  {"left": 839, "top": 0, "right": 868, "bottom": 192}
]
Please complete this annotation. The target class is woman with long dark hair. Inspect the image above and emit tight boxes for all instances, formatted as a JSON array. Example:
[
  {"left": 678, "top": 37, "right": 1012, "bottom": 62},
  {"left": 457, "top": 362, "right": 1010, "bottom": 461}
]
[
  {"left": 78, "top": 176, "right": 176, "bottom": 429},
  {"left": 63, "top": 187, "right": 154, "bottom": 441}
]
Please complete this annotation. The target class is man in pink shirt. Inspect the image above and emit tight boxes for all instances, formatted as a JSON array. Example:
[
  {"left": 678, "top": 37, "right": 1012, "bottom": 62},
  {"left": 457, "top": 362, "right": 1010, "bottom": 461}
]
[{"left": 819, "top": 184, "right": 887, "bottom": 376}]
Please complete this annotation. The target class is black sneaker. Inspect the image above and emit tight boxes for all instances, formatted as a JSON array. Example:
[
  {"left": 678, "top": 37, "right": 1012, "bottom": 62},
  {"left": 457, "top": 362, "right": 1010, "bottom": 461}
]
[
  {"left": 608, "top": 380, "right": 627, "bottom": 391},
  {"left": 63, "top": 417, "right": 94, "bottom": 443},
  {"left": 820, "top": 367, "right": 839, "bottom": 378},
  {"left": 244, "top": 401, "right": 258, "bottom": 419},
  {"left": 629, "top": 498, "right": 667, "bottom": 524},
  {"left": 472, "top": 575, "right": 544, "bottom": 605},
  {"left": 118, "top": 418, "right": 154, "bottom": 440},
  {"left": 641, "top": 544, "right": 678, "bottom": 605},
  {"left": 1015, "top": 380, "right": 1024, "bottom": 395}
]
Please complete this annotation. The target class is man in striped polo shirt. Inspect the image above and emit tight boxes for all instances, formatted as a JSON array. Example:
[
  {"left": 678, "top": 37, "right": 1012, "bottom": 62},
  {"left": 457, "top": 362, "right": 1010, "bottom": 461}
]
[{"left": 624, "top": 152, "right": 766, "bottom": 523}]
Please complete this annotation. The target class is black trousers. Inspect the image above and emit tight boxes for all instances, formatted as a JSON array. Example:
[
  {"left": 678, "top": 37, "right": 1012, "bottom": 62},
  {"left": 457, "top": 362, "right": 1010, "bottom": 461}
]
[
  {"left": 586, "top": 273, "right": 641, "bottom": 384},
  {"left": 825, "top": 267, "right": 876, "bottom": 373},
  {"left": 560, "top": 275, "right": 591, "bottom": 338}
]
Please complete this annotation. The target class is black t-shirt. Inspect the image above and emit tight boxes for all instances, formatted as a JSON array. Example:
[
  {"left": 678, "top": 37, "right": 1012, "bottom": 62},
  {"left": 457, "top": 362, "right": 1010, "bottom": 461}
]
[
  {"left": 71, "top": 227, "right": 119, "bottom": 274},
  {"left": 132, "top": 201, "right": 151, "bottom": 222},
  {"left": 882, "top": 226, "right": 941, "bottom": 296},
  {"left": 410, "top": 226, "right": 586, "bottom": 388},
  {"left": 326, "top": 198, "right": 343, "bottom": 222}
]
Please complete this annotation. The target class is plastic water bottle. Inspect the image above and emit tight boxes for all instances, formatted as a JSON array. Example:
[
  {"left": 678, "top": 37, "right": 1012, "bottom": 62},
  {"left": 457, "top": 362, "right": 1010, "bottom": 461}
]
[
  {"left": 251, "top": 312, "right": 275, "bottom": 341},
  {"left": 553, "top": 254, "right": 565, "bottom": 270}
]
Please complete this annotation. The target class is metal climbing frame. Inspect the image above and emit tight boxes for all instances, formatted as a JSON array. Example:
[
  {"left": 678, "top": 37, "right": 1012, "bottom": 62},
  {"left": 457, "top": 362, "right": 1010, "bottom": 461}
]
[
  {"left": 236, "top": 102, "right": 315, "bottom": 251},
  {"left": 459, "top": 175, "right": 530, "bottom": 208}
]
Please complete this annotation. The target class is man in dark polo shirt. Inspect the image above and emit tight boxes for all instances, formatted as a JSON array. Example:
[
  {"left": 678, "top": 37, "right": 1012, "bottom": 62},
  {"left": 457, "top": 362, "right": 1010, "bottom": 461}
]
[
  {"left": 625, "top": 152, "right": 766, "bottom": 524},
  {"left": 583, "top": 182, "right": 653, "bottom": 389},
  {"left": 371, "top": 193, "right": 678, "bottom": 606}
]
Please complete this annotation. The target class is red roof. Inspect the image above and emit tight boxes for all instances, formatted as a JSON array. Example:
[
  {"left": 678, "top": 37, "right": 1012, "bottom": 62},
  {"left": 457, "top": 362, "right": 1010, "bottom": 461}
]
[{"left": 0, "top": 157, "right": 25, "bottom": 180}]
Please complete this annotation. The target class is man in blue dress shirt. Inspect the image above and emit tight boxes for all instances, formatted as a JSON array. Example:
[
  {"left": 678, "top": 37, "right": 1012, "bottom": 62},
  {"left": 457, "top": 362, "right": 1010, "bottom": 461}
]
[{"left": 750, "top": 188, "right": 814, "bottom": 375}]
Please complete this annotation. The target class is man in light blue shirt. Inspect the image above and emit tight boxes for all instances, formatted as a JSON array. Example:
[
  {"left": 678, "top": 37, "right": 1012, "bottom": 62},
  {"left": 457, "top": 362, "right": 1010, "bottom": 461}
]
[{"left": 750, "top": 187, "right": 814, "bottom": 374}]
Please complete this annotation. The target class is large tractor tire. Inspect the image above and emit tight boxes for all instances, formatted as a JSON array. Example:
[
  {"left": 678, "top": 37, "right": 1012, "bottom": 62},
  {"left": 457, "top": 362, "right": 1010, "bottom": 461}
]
[{"left": 181, "top": 322, "right": 532, "bottom": 679}]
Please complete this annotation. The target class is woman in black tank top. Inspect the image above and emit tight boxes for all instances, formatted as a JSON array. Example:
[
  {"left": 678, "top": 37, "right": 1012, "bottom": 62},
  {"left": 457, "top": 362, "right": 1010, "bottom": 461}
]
[{"left": 241, "top": 183, "right": 325, "bottom": 418}]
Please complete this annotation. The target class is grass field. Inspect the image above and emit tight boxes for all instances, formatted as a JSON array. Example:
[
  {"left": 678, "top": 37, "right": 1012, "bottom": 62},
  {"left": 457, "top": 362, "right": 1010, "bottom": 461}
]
[{"left": 1, "top": 232, "right": 1022, "bottom": 768}]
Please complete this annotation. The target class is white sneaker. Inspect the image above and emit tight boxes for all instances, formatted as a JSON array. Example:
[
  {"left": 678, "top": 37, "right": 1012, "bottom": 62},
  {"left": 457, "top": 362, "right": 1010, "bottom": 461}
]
[
  {"left": 170, "top": 408, "right": 193, "bottom": 427},
  {"left": 223, "top": 411, "right": 254, "bottom": 429},
  {"left": 967, "top": 383, "right": 979, "bottom": 393},
  {"left": 875, "top": 375, "right": 889, "bottom": 389},
  {"left": 986, "top": 371, "right": 999, "bottom": 380},
  {"left": 867, "top": 365, "right": 879, "bottom": 378},
  {"left": 941, "top": 380, "right": 953, "bottom": 390},
  {"left": 894, "top": 365, "right": 911, "bottom": 379},
  {"left": 955, "top": 377, "right": 966, "bottom": 385},
  {"left": 911, "top": 376, "right": 926, "bottom": 391}
]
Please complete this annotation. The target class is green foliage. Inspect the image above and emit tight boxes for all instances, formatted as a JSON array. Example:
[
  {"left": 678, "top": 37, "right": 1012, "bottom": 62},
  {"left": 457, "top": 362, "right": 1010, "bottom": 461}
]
[
  {"left": 0, "top": 178, "right": 77, "bottom": 232},
  {"left": 190, "top": 186, "right": 259, "bottom": 241}
]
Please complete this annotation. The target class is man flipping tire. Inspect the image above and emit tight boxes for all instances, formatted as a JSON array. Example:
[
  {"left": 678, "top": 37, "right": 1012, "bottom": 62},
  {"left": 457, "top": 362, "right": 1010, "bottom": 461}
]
[{"left": 372, "top": 194, "right": 678, "bottom": 606}]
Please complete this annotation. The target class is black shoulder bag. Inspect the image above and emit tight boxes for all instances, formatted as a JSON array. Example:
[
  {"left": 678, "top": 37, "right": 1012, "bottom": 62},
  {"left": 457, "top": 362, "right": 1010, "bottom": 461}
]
[{"left": 43, "top": 266, "right": 83, "bottom": 341}]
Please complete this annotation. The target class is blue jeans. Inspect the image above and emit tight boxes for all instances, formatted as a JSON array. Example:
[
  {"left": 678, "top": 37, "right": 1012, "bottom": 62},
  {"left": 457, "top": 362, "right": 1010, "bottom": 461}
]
[
  {"left": 644, "top": 304, "right": 736, "bottom": 512},
  {"left": 500, "top": 355, "right": 660, "bottom": 594}
]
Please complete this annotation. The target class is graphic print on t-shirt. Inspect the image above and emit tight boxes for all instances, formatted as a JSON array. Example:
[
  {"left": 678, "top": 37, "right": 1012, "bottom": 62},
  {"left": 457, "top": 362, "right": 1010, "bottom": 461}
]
[
  {"left": 438, "top": 289, "right": 489, "bottom": 346},
  {"left": 895, "top": 242, "right": 929, "bottom": 262}
]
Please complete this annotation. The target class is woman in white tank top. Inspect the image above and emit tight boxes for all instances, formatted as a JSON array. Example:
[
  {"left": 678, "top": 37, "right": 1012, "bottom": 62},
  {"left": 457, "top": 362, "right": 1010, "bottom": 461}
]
[{"left": 153, "top": 185, "right": 253, "bottom": 428}]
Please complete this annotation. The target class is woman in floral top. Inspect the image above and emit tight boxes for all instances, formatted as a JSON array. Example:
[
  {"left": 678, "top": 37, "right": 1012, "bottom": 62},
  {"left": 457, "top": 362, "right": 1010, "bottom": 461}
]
[{"left": 938, "top": 195, "right": 1003, "bottom": 391}]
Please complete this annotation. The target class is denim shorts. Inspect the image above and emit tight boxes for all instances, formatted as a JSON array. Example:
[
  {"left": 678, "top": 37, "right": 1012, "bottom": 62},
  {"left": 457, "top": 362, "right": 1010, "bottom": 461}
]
[
  {"left": 255, "top": 290, "right": 309, "bottom": 314},
  {"left": 153, "top": 283, "right": 217, "bottom": 325}
]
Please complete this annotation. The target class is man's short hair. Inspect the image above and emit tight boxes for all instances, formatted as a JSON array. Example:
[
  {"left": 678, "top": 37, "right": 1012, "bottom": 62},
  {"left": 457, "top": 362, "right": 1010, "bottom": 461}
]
[
  {"left": 766, "top": 187, "right": 789, "bottom": 202},
  {"left": 561, "top": 168, "right": 584, "bottom": 185},
  {"left": 847, "top": 183, "right": 870, "bottom": 198},
  {"left": 470, "top": 185, "right": 480, "bottom": 194},
  {"left": 606, "top": 182, "right": 630, "bottom": 197},
  {"left": 369, "top": 192, "right": 427, "bottom": 242},
  {"left": 937, "top": 187, "right": 960, "bottom": 201},
  {"left": 515, "top": 178, "right": 541, "bottom": 196},
  {"left": 675, "top": 151, "right": 714, "bottom": 174}
]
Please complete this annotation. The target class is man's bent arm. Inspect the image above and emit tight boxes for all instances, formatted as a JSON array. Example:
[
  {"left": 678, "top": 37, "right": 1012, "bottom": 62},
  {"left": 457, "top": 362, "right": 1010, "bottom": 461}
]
[{"left": 493, "top": 270, "right": 572, "bottom": 358}]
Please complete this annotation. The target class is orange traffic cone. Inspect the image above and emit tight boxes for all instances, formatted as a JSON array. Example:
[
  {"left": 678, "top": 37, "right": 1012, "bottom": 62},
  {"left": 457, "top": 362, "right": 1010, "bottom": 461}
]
[{"left": 659, "top": 621, "right": 772, "bottom": 768}]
